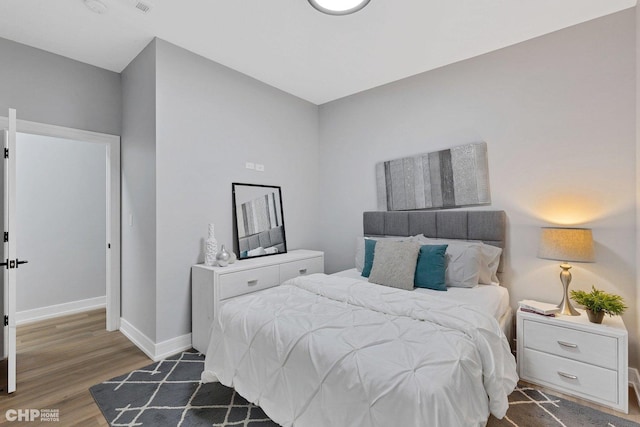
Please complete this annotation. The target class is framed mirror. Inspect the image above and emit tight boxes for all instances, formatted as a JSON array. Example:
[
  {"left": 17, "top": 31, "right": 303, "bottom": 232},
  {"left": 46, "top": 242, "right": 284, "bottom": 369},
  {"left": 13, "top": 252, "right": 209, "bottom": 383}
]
[{"left": 232, "top": 183, "right": 287, "bottom": 260}]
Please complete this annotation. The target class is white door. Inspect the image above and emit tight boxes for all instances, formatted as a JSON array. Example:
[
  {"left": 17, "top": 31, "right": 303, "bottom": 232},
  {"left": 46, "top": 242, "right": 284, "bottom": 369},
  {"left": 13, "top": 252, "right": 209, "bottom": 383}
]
[
  {"left": 0, "top": 121, "right": 5, "bottom": 366},
  {"left": 2, "top": 109, "right": 20, "bottom": 393}
]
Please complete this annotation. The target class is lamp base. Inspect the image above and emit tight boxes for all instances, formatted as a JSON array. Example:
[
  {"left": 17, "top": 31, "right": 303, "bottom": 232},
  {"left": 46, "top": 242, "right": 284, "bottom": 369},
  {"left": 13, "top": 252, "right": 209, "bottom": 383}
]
[{"left": 558, "top": 263, "right": 580, "bottom": 316}]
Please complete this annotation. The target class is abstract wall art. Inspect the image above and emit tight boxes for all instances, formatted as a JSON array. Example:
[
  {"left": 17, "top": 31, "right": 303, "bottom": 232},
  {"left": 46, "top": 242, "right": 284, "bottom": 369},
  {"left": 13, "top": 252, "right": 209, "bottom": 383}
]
[{"left": 376, "top": 142, "right": 490, "bottom": 211}]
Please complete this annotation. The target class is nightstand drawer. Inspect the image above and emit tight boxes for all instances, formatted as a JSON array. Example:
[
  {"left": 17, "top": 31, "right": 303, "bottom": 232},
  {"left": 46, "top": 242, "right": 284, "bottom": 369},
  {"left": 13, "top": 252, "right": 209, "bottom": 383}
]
[
  {"left": 522, "top": 348, "right": 618, "bottom": 404},
  {"left": 523, "top": 320, "right": 617, "bottom": 369},
  {"left": 218, "top": 265, "right": 280, "bottom": 301},
  {"left": 280, "top": 257, "right": 324, "bottom": 283}
]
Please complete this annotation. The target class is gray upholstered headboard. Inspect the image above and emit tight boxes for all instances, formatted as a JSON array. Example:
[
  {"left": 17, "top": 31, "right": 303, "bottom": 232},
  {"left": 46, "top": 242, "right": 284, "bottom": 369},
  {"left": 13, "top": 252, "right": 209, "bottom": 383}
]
[{"left": 363, "top": 210, "right": 506, "bottom": 272}]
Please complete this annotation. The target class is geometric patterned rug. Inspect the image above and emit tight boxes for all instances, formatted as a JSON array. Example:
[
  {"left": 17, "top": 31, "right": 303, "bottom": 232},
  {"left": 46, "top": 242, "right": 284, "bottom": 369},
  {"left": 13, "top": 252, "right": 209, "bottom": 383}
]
[
  {"left": 90, "top": 351, "right": 277, "bottom": 426},
  {"left": 91, "top": 351, "right": 638, "bottom": 427},
  {"left": 487, "top": 385, "right": 640, "bottom": 427}
]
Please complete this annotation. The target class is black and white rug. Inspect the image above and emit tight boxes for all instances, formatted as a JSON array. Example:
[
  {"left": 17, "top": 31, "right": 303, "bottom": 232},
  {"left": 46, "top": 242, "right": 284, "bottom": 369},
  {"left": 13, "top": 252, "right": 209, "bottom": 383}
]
[{"left": 91, "top": 351, "right": 638, "bottom": 427}]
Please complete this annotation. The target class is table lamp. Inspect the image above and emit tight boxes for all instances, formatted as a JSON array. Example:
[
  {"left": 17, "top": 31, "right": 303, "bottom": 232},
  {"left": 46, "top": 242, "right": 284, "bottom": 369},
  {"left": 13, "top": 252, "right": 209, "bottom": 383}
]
[{"left": 537, "top": 227, "right": 595, "bottom": 316}]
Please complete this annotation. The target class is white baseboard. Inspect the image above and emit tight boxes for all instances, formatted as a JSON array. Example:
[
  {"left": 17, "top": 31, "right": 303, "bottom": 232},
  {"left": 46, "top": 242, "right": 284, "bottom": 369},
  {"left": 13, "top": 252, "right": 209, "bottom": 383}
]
[
  {"left": 629, "top": 367, "right": 640, "bottom": 407},
  {"left": 16, "top": 296, "right": 106, "bottom": 325},
  {"left": 119, "top": 318, "right": 156, "bottom": 360},
  {"left": 119, "top": 318, "right": 192, "bottom": 362},
  {"left": 155, "top": 333, "right": 193, "bottom": 361}
]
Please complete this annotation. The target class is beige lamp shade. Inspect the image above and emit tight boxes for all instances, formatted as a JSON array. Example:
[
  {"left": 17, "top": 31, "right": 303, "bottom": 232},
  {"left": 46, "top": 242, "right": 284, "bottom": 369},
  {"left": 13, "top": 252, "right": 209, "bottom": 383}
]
[{"left": 537, "top": 227, "right": 595, "bottom": 263}]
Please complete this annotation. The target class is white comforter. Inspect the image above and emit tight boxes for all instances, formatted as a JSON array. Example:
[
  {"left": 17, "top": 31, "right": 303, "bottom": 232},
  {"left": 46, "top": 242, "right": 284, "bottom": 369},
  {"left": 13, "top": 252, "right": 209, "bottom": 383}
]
[{"left": 202, "top": 274, "right": 518, "bottom": 427}]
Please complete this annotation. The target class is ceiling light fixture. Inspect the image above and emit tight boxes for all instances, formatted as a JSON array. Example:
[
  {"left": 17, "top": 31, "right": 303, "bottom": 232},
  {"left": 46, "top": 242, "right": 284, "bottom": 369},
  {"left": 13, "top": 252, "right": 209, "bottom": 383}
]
[
  {"left": 308, "top": 0, "right": 370, "bottom": 16},
  {"left": 83, "top": 0, "right": 108, "bottom": 14}
]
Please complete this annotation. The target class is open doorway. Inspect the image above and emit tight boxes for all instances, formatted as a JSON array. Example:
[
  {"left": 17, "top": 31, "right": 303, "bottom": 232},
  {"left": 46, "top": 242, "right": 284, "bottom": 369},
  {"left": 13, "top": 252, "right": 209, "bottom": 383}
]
[
  {"left": 0, "top": 117, "right": 122, "bottom": 336},
  {"left": 15, "top": 133, "right": 107, "bottom": 324},
  {"left": 0, "top": 115, "right": 121, "bottom": 391}
]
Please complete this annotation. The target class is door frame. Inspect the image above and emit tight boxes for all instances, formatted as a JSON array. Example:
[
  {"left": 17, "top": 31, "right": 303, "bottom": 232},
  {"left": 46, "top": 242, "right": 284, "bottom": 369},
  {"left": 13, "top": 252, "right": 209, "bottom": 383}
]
[{"left": 0, "top": 117, "right": 121, "bottom": 331}]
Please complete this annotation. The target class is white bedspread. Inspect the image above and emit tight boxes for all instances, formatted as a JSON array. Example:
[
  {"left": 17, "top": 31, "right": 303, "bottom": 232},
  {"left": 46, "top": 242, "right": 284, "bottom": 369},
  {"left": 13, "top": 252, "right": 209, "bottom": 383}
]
[
  {"left": 202, "top": 273, "right": 518, "bottom": 427},
  {"left": 333, "top": 268, "right": 511, "bottom": 322}
]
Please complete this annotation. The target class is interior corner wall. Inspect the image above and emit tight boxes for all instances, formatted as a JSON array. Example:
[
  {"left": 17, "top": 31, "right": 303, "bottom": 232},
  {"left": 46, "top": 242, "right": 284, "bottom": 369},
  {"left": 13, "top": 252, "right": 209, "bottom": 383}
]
[
  {"left": 154, "top": 39, "right": 320, "bottom": 343},
  {"left": 0, "top": 37, "right": 121, "bottom": 135},
  {"left": 318, "top": 10, "right": 638, "bottom": 367},
  {"left": 121, "top": 39, "right": 157, "bottom": 341}
]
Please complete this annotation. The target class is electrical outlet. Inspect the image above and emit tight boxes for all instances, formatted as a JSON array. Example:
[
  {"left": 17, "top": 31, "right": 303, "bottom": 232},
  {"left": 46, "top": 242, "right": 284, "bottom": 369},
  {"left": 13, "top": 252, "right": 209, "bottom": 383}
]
[
  {"left": 245, "top": 162, "right": 255, "bottom": 170},
  {"left": 256, "top": 164, "right": 265, "bottom": 172}
]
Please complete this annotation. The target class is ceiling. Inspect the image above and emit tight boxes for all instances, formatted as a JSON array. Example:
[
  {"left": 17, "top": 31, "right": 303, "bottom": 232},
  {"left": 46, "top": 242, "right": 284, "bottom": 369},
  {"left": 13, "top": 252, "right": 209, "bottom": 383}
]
[{"left": 0, "top": 0, "right": 635, "bottom": 105}]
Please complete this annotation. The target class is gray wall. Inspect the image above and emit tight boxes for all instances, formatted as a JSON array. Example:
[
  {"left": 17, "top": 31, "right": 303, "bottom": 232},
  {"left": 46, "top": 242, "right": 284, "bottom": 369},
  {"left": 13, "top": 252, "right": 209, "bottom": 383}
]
[
  {"left": 16, "top": 133, "right": 106, "bottom": 311},
  {"left": 0, "top": 38, "right": 120, "bottom": 135},
  {"left": 318, "top": 10, "right": 638, "bottom": 366},
  {"left": 153, "top": 39, "right": 320, "bottom": 342},
  {"left": 121, "top": 40, "right": 157, "bottom": 341}
]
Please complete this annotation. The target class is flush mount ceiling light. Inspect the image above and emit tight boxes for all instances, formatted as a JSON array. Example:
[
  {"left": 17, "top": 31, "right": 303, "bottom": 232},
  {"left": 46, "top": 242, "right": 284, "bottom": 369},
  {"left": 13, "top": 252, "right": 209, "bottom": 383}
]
[
  {"left": 308, "top": 0, "right": 370, "bottom": 16},
  {"left": 83, "top": 0, "right": 108, "bottom": 14}
]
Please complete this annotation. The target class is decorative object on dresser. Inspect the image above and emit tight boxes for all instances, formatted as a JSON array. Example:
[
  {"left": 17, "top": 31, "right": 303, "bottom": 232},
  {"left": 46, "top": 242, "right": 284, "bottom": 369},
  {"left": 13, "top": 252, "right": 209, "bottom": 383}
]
[
  {"left": 204, "top": 223, "right": 218, "bottom": 266},
  {"left": 570, "top": 286, "right": 627, "bottom": 324},
  {"left": 376, "top": 142, "right": 490, "bottom": 211},
  {"left": 191, "top": 249, "right": 324, "bottom": 353},
  {"left": 537, "top": 227, "right": 595, "bottom": 316},
  {"left": 516, "top": 307, "right": 628, "bottom": 413},
  {"left": 215, "top": 244, "right": 231, "bottom": 267},
  {"left": 232, "top": 183, "right": 286, "bottom": 260}
]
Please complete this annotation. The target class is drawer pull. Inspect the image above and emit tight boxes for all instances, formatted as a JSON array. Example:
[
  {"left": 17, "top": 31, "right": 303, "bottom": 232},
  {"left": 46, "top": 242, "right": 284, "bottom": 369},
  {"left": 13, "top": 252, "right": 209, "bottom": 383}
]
[
  {"left": 299, "top": 268, "right": 307, "bottom": 274},
  {"left": 557, "top": 341, "right": 578, "bottom": 349},
  {"left": 557, "top": 371, "right": 578, "bottom": 380},
  {"left": 247, "top": 280, "right": 258, "bottom": 286}
]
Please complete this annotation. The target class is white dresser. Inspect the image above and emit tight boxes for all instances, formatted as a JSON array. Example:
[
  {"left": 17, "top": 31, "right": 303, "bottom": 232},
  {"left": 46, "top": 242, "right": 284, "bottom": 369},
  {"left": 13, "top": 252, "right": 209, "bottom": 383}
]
[
  {"left": 191, "top": 249, "right": 324, "bottom": 354},
  {"left": 516, "top": 308, "right": 628, "bottom": 413}
]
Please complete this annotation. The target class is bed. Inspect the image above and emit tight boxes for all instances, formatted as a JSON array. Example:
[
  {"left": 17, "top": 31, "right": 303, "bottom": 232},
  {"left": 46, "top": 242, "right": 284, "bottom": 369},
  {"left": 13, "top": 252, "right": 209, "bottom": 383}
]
[{"left": 202, "top": 210, "right": 518, "bottom": 426}]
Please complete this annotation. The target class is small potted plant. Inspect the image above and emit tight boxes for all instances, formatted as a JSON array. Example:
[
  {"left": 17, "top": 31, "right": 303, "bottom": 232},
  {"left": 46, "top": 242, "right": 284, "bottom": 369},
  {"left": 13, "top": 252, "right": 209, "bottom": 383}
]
[{"left": 570, "top": 286, "right": 627, "bottom": 324}]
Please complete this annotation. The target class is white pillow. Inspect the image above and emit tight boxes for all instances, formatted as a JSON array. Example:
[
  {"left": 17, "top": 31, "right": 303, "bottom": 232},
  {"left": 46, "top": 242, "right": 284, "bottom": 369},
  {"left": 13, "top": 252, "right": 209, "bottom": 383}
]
[
  {"left": 414, "top": 235, "right": 502, "bottom": 286},
  {"left": 442, "top": 243, "right": 483, "bottom": 288},
  {"left": 354, "top": 235, "right": 412, "bottom": 272}
]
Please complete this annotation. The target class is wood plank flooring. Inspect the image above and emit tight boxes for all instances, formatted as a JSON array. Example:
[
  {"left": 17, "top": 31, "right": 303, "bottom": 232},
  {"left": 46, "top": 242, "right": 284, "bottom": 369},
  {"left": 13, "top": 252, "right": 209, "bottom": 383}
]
[
  {"left": 0, "top": 309, "right": 638, "bottom": 425},
  {"left": 0, "top": 309, "right": 150, "bottom": 426}
]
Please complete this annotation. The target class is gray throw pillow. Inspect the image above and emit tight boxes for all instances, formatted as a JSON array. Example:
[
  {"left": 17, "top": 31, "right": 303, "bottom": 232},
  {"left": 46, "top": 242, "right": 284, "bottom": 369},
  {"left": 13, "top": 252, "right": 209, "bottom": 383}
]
[{"left": 368, "top": 240, "right": 420, "bottom": 291}]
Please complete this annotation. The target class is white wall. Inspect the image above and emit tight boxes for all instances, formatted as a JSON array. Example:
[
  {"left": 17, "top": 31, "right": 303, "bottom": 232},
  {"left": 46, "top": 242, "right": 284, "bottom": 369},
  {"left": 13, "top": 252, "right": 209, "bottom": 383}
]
[
  {"left": 16, "top": 133, "right": 106, "bottom": 311},
  {"left": 121, "top": 40, "right": 157, "bottom": 341},
  {"left": 153, "top": 39, "right": 320, "bottom": 343},
  {"left": 318, "top": 10, "right": 638, "bottom": 366}
]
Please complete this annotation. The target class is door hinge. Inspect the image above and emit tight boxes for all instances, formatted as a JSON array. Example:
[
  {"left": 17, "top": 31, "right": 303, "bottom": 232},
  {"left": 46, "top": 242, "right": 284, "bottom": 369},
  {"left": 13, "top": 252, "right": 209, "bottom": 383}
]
[
  {"left": 4, "top": 315, "right": 7, "bottom": 326},
  {"left": 4, "top": 148, "right": 8, "bottom": 159},
  {"left": 3, "top": 232, "right": 7, "bottom": 242}
]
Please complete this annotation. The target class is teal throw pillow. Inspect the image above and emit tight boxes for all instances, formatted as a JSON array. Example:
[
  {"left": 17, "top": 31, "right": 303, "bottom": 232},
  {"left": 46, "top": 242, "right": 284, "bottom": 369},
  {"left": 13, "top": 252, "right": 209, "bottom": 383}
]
[
  {"left": 361, "top": 239, "right": 377, "bottom": 278},
  {"left": 414, "top": 244, "right": 448, "bottom": 291}
]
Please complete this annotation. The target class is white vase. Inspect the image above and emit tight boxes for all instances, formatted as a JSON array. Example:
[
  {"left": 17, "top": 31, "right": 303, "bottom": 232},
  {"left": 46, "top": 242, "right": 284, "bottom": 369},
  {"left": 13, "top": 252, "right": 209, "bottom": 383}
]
[{"left": 204, "top": 223, "right": 218, "bottom": 266}]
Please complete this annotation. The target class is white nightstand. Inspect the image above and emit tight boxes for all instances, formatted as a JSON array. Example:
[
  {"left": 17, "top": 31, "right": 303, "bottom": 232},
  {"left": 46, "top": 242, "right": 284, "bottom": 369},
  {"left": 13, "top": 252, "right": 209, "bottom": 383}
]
[
  {"left": 191, "top": 249, "right": 324, "bottom": 354},
  {"left": 516, "top": 308, "right": 628, "bottom": 413}
]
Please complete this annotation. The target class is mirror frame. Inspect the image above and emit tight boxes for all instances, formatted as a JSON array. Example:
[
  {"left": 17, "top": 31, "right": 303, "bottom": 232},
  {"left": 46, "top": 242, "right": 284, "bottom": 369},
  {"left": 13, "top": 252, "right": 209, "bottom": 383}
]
[{"left": 232, "top": 182, "right": 287, "bottom": 261}]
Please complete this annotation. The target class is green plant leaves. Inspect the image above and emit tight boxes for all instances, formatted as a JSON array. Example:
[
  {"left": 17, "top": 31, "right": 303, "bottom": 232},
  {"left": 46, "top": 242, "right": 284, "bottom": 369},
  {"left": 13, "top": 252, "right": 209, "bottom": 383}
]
[{"left": 570, "top": 285, "right": 627, "bottom": 316}]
